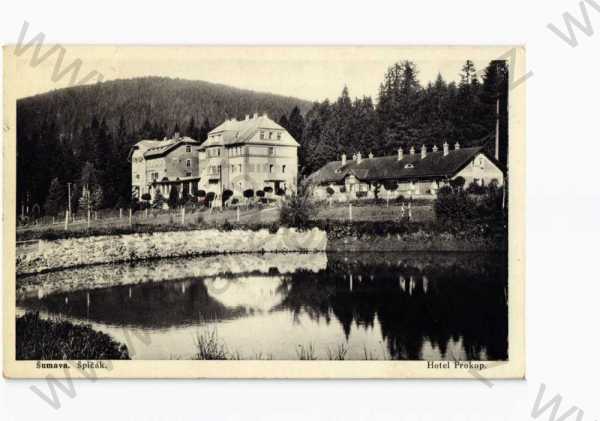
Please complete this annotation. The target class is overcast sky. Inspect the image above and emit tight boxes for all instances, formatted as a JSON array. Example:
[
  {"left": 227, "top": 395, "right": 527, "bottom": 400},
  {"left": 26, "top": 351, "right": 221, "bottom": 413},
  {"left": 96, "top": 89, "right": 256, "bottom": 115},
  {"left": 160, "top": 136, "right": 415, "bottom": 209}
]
[{"left": 10, "top": 46, "right": 501, "bottom": 102}]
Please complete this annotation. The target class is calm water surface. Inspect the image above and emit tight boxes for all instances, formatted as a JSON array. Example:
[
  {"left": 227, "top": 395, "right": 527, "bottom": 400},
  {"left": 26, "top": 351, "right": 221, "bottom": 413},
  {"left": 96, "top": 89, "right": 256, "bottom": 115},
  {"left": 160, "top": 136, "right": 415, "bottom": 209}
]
[{"left": 17, "top": 252, "right": 508, "bottom": 360}]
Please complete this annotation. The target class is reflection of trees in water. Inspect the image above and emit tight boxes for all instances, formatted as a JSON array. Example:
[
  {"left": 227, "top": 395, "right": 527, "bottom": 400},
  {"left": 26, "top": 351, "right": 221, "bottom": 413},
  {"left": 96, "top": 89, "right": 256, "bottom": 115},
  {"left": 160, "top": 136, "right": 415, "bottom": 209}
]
[
  {"left": 277, "top": 252, "right": 508, "bottom": 361},
  {"left": 18, "top": 277, "right": 250, "bottom": 329}
]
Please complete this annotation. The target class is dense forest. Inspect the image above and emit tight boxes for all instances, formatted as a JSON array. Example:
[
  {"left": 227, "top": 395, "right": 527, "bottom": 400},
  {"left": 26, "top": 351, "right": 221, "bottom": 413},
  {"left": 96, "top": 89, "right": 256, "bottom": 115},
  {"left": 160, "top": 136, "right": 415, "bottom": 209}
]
[{"left": 17, "top": 60, "right": 508, "bottom": 216}]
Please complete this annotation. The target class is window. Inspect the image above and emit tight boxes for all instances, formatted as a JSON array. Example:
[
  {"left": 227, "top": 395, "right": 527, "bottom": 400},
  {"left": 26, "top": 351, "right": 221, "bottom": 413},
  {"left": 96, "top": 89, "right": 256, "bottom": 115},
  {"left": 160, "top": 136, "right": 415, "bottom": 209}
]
[
  {"left": 260, "top": 131, "right": 265, "bottom": 140},
  {"left": 238, "top": 164, "right": 242, "bottom": 173},
  {"left": 186, "top": 172, "right": 192, "bottom": 177},
  {"left": 268, "top": 147, "right": 274, "bottom": 156},
  {"left": 282, "top": 165, "right": 286, "bottom": 173},
  {"left": 186, "top": 146, "right": 191, "bottom": 153},
  {"left": 269, "top": 131, "right": 273, "bottom": 139},
  {"left": 277, "top": 132, "right": 282, "bottom": 140},
  {"left": 269, "top": 164, "right": 274, "bottom": 173},
  {"left": 479, "top": 157, "right": 485, "bottom": 168},
  {"left": 231, "top": 165, "right": 235, "bottom": 173},
  {"left": 217, "top": 148, "right": 221, "bottom": 157},
  {"left": 186, "top": 159, "right": 191, "bottom": 168},
  {"left": 135, "top": 174, "right": 140, "bottom": 180}
]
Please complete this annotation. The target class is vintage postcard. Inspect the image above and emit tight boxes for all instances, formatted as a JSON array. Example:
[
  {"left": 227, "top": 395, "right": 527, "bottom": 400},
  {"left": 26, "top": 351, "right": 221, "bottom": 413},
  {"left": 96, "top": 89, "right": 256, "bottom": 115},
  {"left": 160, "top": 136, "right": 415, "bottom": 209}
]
[{"left": 3, "top": 45, "right": 525, "bottom": 378}]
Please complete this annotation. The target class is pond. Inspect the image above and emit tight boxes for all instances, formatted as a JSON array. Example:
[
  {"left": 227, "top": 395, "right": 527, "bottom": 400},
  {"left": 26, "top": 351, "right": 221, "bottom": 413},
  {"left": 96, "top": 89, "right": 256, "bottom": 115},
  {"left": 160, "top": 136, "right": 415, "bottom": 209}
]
[{"left": 16, "top": 252, "right": 508, "bottom": 360}]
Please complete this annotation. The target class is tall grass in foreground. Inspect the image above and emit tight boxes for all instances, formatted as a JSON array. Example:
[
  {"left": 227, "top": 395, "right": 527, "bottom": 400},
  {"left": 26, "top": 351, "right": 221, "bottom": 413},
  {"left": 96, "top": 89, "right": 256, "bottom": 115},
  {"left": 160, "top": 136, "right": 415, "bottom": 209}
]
[
  {"left": 193, "top": 329, "right": 389, "bottom": 361},
  {"left": 326, "top": 344, "right": 348, "bottom": 360},
  {"left": 194, "top": 328, "right": 228, "bottom": 360},
  {"left": 296, "top": 344, "right": 317, "bottom": 360}
]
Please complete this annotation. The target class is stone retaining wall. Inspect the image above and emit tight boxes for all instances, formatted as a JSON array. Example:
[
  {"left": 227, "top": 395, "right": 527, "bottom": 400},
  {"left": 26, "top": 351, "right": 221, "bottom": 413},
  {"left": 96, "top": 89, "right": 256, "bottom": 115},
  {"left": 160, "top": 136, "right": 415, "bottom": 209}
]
[{"left": 16, "top": 228, "right": 327, "bottom": 275}]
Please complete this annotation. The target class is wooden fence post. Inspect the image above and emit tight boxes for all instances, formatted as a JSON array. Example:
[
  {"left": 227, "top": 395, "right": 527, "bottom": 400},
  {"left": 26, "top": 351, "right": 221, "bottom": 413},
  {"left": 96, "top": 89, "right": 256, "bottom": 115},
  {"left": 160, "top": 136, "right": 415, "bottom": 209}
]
[
  {"left": 119, "top": 208, "right": 123, "bottom": 220},
  {"left": 181, "top": 207, "right": 185, "bottom": 225},
  {"left": 236, "top": 206, "right": 240, "bottom": 222},
  {"left": 64, "top": 210, "right": 69, "bottom": 230},
  {"left": 349, "top": 203, "right": 352, "bottom": 221},
  {"left": 145, "top": 208, "right": 148, "bottom": 219},
  {"left": 129, "top": 208, "right": 132, "bottom": 226},
  {"left": 87, "top": 209, "right": 91, "bottom": 229}
]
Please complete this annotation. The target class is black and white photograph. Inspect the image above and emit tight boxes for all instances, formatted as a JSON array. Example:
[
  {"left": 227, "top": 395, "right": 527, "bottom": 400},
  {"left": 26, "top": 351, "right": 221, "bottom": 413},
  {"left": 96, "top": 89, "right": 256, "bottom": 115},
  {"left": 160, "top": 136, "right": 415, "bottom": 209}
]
[{"left": 4, "top": 45, "right": 524, "bottom": 378}]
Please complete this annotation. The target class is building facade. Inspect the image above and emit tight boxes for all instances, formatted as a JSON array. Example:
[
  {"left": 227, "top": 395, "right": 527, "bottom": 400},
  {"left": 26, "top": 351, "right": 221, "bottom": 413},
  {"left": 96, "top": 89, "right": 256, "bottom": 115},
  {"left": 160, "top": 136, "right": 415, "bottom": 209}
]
[
  {"left": 308, "top": 142, "right": 504, "bottom": 201},
  {"left": 129, "top": 134, "right": 201, "bottom": 200},
  {"left": 197, "top": 113, "right": 299, "bottom": 201}
]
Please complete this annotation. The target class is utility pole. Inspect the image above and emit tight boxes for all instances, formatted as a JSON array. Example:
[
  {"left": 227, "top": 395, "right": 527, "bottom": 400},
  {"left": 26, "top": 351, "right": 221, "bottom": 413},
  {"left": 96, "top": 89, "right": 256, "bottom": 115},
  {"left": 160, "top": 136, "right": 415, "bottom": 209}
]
[
  {"left": 495, "top": 96, "right": 500, "bottom": 161},
  {"left": 67, "top": 182, "right": 72, "bottom": 216}
]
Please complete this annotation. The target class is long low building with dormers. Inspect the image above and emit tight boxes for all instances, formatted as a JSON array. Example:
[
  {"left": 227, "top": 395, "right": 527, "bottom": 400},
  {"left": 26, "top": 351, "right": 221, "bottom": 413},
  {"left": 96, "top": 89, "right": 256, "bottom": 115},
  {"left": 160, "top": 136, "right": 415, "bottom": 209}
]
[{"left": 307, "top": 142, "right": 504, "bottom": 200}]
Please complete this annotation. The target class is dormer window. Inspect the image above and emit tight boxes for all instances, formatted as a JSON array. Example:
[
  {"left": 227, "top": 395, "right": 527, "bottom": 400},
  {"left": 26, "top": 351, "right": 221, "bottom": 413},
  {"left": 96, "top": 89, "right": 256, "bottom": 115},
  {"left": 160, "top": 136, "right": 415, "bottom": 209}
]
[
  {"left": 260, "top": 131, "right": 265, "bottom": 140},
  {"left": 186, "top": 146, "right": 191, "bottom": 153},
  {"left": 268, "top": 131, "right": 273, "bottom": 140},
  {"left": 277, "top": 132, "right": 282, "bottom": 140},
  {"left": 404, "top": 163, "right": 415, "bottom": 169}
]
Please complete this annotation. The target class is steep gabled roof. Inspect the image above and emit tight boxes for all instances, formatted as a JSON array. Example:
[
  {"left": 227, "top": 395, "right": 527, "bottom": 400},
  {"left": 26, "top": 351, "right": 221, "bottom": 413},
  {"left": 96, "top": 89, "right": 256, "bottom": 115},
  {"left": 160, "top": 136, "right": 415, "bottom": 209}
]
[
  {"left": 143, "top": 137, "right": 200, "bottom": 159},
  {"left": 128, "top": 137, "right": 200, "bottom": 161},
  {"left": 307, "top": 146, "right": 493, "bottom": 184},
  {"left": 199, "top": 114, "right": 299, "bottom": 149}
]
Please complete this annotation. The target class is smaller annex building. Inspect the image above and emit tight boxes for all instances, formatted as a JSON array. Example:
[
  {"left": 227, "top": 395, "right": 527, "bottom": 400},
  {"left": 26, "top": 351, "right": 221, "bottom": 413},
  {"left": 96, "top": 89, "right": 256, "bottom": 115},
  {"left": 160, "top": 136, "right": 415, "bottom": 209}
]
[
  {"left": 129, "top": 134, "right": 201, "bottom": 200},
  {"left": 307, "top": 142, "right": 504, "bottom": 200}
]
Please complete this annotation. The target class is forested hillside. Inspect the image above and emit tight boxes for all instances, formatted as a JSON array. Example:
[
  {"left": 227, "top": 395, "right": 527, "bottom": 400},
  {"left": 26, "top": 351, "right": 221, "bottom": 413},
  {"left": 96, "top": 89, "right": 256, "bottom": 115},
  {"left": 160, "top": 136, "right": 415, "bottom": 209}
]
[
  {"left": 16, "top": 77, "right": 312, "bottom": 213},
  {"left": 18, "top": 59, "right": 509, "bottom": 217}
]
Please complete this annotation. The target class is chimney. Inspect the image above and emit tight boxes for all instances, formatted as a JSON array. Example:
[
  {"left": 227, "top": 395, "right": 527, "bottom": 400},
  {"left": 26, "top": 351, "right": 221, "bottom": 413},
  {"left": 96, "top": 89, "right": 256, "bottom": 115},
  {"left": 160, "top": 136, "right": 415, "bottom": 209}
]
[
  {"left": 432, "top": 145, "right": 439, "bottom": 153},
  {"left": 421, "top": 145, "right": 427, "bottom": 159},
  {"left": 357, "top": 152, "right": 362, "bottom": 164},
  {"left": 245, "top": 114, "right": 250, "bottom": 120},
  {"left": 368, "top": 152, "right": 374, "bottom": 159},
  {"left": 397, "top": 147, "right": 404, "bottom": 161},
  {"left": 341, "top": 153, "right": 347, "bottom": 166},
  {"left": 253, "top": 112, "right": 258, "bottom": 119},
  {"left": 410, "top": 146, "right": 415, "bottom": 155},
  {"left": 443, "top": 141, "right": 449, "bottom": 156},
  {"left": 454, "top": 141, "right": 460, "bottom": 150}
]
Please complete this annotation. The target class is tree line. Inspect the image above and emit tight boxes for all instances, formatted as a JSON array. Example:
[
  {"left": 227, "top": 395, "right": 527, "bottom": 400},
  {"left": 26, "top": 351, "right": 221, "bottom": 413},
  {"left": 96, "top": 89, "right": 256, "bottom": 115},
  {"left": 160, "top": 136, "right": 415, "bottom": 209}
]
[{"left": 278, "top": 59, "right": 509, "bottom": 177}]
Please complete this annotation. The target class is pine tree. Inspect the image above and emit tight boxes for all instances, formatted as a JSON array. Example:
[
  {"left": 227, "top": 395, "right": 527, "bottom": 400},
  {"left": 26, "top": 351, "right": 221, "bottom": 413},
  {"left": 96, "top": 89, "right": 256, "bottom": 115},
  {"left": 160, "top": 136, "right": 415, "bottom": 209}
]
[{"left": 44, "top": 177, "right": 66, "bottom": 216}]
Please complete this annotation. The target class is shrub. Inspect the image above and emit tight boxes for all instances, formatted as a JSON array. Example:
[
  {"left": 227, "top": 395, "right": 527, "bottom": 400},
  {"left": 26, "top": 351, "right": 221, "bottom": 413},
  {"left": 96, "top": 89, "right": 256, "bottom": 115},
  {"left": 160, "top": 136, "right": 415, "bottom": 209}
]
[
  {"left": 279, "top": 182, "right": 316, "bottom": 229},
  {"left": 141, "top": 193, "right": 152, "bottom": 201},
  {"left": 243, "top": 189, "right": 254, "bottom": 200},
  {"left": 206, "top": 192, "right": 216, "bottom": 206},
  {"left": 326, "top": 186, "right": 335, "bottom": 196},
  {"left": 356, "top": 191, "right": 368, "bottom": 199},
  {"left": 449, "top": 176, "right": 466, "bottom": 191},
  {"left": 231, "top": 198, "right": 239, "bottom": 205},
  {"left": 466, "top": 181, "right": 487, "bottom": 195},
  {"left": 256, "top": 190, "right": 265, "bottom": 198},
  {"left": 264, "top": 186, "right": 273, "bottom": 194},
  {"left": 222, "top": 189, "right": 234, "bottom": 204},
  {"left": 152, "top": 190, "right": 166, "bottom": 209},
  {"left": 339, "top": 186, "right": 347, "bottom": 193},
  {"left": 168, "top": 185, "right": 179, "bottom": 208},
  {"left": 196, "top": 190, "right": 206, "bottom": 198},
  {"left": 383, "top": 180, "right": 398, "bottom": 191},
  {"left": 275, "top": 188, "right": 285, "bottom": 196}
]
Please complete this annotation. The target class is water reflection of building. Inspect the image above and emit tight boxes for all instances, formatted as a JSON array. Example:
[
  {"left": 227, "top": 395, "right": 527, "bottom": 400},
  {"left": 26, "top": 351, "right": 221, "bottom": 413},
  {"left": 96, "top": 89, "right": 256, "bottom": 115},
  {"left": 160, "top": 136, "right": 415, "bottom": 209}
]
[{"left": 205, "top": 276, "right": 286, "bottom": 312}]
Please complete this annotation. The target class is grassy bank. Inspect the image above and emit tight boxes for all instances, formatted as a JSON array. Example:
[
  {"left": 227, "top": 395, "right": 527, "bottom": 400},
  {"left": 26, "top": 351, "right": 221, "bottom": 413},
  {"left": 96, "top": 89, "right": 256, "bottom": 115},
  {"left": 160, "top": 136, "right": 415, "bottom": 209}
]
[{"left": 16, "top": 312, "right": 130, "bottom": 360}]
